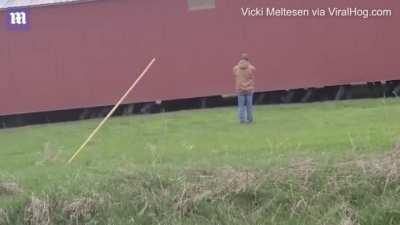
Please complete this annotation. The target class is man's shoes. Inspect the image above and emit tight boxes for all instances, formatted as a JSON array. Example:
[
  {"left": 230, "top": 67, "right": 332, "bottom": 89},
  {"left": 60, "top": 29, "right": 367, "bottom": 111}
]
[{"left": 239, "top": 120, "right": 253, "bottom": 124}]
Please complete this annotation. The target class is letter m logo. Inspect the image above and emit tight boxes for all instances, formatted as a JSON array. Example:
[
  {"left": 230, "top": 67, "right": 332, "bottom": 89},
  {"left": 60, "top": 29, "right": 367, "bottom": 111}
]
[
  {"left": 5, "top": 8, "right": 30, "bottom": 31},
  {"left": 10, "top": 12, "right": 27, "bottom": 24}
]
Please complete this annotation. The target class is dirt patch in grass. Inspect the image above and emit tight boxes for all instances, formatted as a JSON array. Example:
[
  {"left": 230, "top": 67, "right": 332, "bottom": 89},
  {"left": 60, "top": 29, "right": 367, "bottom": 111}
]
[
  {"left": 175, "top": 167, "right": 265, "bottom": 215},
  {"left": 339, "top": 203, "right": 360, "bottom": 225},
  {"left": 62, "top": 192, "right": 111, "bottom": 224},
  {"left": 0, "top": 181, "right": 23, "bottom": 195},
  {"left": 62, "top": 197, "right": 97, "bottom": 223},
  {"left": 0, "top": 208, "right": 9, "bottom": 225}
]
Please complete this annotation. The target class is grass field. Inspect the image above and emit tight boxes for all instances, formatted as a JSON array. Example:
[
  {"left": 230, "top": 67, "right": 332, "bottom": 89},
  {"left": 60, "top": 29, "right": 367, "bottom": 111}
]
[{"left": 1, "top": 98, "right": 400, "bottom": 225}]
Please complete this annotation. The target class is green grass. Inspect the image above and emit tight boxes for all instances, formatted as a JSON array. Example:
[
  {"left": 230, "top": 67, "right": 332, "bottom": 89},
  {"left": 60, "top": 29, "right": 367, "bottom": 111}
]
[{"left": 1, "top": 98, "right": 400, "bottom": 224}]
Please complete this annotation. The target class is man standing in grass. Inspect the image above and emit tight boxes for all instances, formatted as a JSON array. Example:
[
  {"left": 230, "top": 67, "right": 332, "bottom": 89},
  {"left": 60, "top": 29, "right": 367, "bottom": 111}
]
[{"left": 233, "top": 53, "right": 256, "bottom": 123}]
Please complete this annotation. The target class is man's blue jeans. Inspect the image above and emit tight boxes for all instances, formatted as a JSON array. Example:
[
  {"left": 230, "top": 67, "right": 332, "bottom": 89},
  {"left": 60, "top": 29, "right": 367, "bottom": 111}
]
[{"left": 237, "top": 92, "right": 253, "bottom": 123}]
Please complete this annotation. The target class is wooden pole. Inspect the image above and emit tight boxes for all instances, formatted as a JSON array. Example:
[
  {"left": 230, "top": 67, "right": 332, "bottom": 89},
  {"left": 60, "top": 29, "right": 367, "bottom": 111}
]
[{"left": 67, "top": 58, "right": 156, "bottom": 164}]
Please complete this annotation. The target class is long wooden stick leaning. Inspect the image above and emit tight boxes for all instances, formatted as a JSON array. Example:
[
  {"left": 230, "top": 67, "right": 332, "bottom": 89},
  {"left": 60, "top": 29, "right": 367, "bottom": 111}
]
[{"left": 67, "top": 58, "right": 157, "bottom": 164}]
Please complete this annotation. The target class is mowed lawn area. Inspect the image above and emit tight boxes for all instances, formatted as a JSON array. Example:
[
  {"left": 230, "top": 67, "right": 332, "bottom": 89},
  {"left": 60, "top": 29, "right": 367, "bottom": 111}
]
[
  {"left": 1, "top": 98, "right": 400, "bottom": 191},
  {"left": 1, "top": 98, "right": 400, "bottom": 225}
]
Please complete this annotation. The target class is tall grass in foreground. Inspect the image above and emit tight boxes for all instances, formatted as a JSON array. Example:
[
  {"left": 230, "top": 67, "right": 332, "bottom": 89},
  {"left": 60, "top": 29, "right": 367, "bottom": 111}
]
[{"left": 2, "top": 145, "right": 400, "bottom": 225}]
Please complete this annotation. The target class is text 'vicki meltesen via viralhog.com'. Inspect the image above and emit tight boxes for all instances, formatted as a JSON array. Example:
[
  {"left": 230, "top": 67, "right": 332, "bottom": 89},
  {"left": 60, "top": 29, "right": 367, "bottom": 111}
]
[{"left": 241, "top": 7, "right": 393, "bottom": 19}]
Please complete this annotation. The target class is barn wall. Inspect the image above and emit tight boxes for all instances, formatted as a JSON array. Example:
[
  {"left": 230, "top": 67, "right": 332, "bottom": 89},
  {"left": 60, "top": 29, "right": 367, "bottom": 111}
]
[{"left": 0, "top": 0, "right": 399, "bottom": 115}]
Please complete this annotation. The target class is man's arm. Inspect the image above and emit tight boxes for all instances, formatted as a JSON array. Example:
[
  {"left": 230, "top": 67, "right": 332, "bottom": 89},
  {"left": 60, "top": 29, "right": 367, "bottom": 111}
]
[
  {"left": 251, "top": 65, "right": 256, "bottom": 80},
  {"left": 233, "top": 67, "right": 239, "bottom": 91}
]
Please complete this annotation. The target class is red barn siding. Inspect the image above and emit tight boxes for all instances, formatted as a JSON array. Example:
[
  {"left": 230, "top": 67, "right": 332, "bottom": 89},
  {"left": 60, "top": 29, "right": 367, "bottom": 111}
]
[{"left": 0, "top": 0, "right": 399, "bottom": 115}]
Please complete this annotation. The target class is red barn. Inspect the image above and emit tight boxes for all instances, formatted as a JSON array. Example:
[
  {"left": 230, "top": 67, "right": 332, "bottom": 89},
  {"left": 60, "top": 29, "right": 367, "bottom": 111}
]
[{"left": 0, "top": 0, "right": 399, "bottom": 116}]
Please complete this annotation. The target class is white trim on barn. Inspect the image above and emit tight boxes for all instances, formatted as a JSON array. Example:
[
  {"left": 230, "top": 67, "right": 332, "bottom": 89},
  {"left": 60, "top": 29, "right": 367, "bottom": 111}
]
[{"left": 0, "top": 0, "right": 99, "bottom": 9}]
